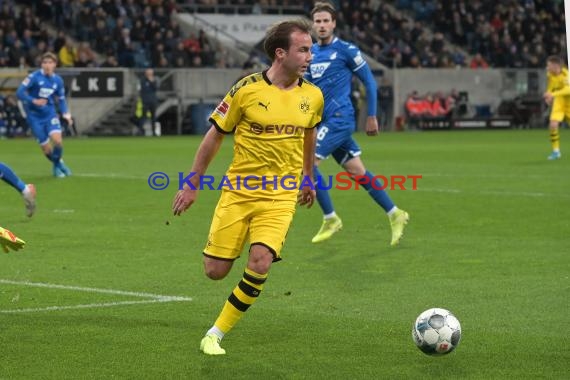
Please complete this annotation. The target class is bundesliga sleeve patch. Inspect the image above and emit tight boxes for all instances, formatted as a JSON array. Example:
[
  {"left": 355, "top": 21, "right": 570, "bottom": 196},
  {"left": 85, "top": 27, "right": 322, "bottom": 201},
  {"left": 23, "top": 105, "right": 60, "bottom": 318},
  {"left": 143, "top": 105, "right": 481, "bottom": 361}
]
[
  {"left": 22, "top": 77, "right": 30, "bottom": 86},
  {"left": 353, "top": 53, "right": 364, "bottom": 66},
  {"left": 215, "top": 100, "right": 230, "bottom": 118}
]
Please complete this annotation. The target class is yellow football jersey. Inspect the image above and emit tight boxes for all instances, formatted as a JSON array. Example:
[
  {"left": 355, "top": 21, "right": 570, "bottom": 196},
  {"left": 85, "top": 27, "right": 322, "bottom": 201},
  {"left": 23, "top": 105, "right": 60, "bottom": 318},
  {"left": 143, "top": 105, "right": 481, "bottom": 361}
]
[
  {"left": 209, "top": 71, "right": 324, "bottom": 200},
  {"left": 547, "top": 68, "right": 570, "bottom": 97}
]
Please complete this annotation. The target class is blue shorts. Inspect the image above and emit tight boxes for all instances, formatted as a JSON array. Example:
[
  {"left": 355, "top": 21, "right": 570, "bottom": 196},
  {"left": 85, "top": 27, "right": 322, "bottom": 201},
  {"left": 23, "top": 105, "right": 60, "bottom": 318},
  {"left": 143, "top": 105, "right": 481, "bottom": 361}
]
[
  {"left": 315, "top": 122, "right": 361, "bottom": 165},
  {"left": 28, "top": 114, "right": 62, "bottom": 145}
]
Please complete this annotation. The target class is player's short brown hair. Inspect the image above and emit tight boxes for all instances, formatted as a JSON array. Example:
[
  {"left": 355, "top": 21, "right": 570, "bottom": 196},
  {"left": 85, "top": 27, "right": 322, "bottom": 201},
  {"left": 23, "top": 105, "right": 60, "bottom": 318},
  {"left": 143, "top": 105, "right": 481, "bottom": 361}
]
[
  {"left": 311, "top": 1, "right": 337, "bottom": 21},
  {"left": 547, "top": 55, "right": 564, "bottom": 66},
  {"left": 263, "top": 19, "right": 311, "bottom": 61},
  {"left": 41, "top": 52, "right": 58, "bottom": 63}
]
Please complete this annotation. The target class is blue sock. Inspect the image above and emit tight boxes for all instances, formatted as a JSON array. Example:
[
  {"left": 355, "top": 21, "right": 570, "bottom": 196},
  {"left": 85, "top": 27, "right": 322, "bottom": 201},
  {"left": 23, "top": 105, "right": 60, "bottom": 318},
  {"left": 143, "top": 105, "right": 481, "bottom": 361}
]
[
  {"left": 52, "top": 145, "right": 63, "bottom": 164},
  {"left": 362, "top": 170, "right": 395, "bottom": 213},
  {"left": 0, "top": 162, "right": 26, "bottom": 192},
  {"left": 314, "top": 166, "right": 335, "bottom": 215}
]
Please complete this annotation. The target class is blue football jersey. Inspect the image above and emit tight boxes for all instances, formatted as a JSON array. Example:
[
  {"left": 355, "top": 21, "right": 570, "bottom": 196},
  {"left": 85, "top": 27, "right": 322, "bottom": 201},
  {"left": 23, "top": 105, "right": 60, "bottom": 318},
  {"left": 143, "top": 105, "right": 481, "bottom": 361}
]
[
  {"left": 16, "top": 69, "right": 68, "bottom": 119},
  {"left": 306, "top": 37, "right": 368, "bottom": 124}
]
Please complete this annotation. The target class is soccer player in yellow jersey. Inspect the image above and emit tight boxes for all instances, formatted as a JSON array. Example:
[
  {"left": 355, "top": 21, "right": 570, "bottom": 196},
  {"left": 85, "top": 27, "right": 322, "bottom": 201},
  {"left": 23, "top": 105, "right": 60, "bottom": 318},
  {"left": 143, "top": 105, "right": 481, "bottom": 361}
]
[
  {"left": 172, "top": 19, "right": 323, "bottom": 355},
  {"left": 543, "top": 55, "right": 569, "bottom": 160}
]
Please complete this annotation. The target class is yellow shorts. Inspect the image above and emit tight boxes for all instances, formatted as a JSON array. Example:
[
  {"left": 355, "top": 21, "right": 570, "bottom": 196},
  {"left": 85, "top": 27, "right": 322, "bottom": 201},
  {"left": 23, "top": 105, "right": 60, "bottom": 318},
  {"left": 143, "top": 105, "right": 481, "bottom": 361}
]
[
  {"left": 550, "top": 98, "right": 570, "bottom": 122},
  {"left": 203, "top": 191, "right": 296, "bottom": 262}
]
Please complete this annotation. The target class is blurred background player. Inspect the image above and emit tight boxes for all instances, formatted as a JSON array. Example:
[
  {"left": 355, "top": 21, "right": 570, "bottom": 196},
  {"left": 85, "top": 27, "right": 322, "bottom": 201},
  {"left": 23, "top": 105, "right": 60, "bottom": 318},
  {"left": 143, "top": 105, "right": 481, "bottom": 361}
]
[
  {"left": 305, "top": 2, "right": 409, "bottom": 246},
  {"left": 138, "top": 68, "right": 159, "bottom": 136},
  {"left": 543, "top": 55, "right": 568, "bottom": 160},
  {"left": 0, "top": 162, "right": 36, "bottom": 217},
  {"left": 172, "top": 19, "right": 321, "bottom": 355},
  {"left": 16, "top": 52, "right": 73, "bottom": 177},
  {"left": 0, "top": 226, "right": 26, "bottom": 253}
]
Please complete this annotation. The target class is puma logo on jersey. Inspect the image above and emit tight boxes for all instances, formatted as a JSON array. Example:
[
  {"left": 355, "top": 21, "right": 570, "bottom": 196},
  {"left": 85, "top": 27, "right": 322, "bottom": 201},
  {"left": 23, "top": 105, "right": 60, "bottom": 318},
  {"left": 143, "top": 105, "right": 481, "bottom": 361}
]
[
  {"left": 258, "top": 101, "right": 269, "bottom": 111},
  {"left": 309, "top": 62, "right": 331, "bottom": 79}
]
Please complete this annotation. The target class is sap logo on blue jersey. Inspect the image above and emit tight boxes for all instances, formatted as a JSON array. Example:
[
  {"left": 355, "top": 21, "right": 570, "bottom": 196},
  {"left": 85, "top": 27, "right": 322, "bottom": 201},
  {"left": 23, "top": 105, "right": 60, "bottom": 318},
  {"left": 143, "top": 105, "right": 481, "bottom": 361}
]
[
  {"left": 39, "top": 88, "right": 55, "bottom": 98},
  {"left": 309, "top": 62, "right": 331, "bottom": 79}
]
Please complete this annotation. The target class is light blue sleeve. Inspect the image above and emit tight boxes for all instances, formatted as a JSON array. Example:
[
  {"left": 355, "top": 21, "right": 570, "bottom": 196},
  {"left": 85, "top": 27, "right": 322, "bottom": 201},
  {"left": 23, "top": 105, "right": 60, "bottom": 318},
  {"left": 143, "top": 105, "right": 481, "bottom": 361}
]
[
  {"left": 16, "top": 73, "right": 35, "bottom": 103},
  {"left": 348, "top": 45, "right": 377, "bottom": 116},
  {"left": 353, "top": 64, "right": 377, "bottom": 116}
]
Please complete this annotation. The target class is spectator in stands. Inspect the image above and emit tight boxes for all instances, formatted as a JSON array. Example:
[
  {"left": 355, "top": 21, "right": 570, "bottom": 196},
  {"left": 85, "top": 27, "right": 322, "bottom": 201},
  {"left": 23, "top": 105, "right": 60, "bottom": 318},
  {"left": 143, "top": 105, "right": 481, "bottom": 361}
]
[
  {"left": 405, "top": 91, "right": 432, "bottom": 119},
  {"left": 100, "top": 53, "right": 119, "bottom": 68},
  {"left": 0, "top": 46, "right": 8, "bottom": 67},
  {"left": 130, "top": 19, "right": 146, "bottom": 44},
  {"left": 469, "top": 53, "right": 489, "bottom": 69},
  {"left": 171, "top": 41, "right": 190, "bottom": 67},
  {"left": 58, "top": 37, "right": 77, "bottom": 67},
  {"left": 445, "top": 89, "right": 459, "bottom": 116},
  {"left": 8, "top": 40, "right": 28, "bottom": 67},
  {"left": 429, "top": 92, "right": 449, "bottom": 118},
  {"left": 76, "top": 42, "right": 96, "bottom": 66},
  {"left": 3, "top": 94, "right": 28, "bottom": 137}
]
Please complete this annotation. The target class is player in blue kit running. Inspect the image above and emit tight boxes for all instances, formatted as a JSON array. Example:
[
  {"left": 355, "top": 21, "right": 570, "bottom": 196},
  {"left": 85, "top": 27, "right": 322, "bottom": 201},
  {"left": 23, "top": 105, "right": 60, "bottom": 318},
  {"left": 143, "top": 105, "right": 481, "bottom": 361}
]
[
  {"left": 16, "top": 52, "right": 73, "bottom": 178},
  {"left": 305, "top": 2, "right": 409, "bottom": 246}
]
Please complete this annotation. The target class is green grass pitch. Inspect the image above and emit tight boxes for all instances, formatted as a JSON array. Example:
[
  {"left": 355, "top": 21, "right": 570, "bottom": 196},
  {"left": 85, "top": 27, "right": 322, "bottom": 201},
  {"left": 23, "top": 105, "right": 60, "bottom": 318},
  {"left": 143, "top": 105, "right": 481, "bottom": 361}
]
[{"left": 1, "top": 130, "right": 568, "bottom": 379}]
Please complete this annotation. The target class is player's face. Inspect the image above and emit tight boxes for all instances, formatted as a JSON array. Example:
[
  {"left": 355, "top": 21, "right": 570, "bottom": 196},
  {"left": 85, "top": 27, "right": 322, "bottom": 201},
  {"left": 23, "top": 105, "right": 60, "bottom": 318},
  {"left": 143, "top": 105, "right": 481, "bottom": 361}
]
[
  {"left": 41, "top": 58, "right": 56, "bottom": 75},
  {"left": 546, "top": 61, "right": 561, "bottom": 75},
  {"left": 312, "top": 11, "right": 336, "bottom": 43},
  {"left": 283, "top": 31, "right": 313, "bottom": 78}
]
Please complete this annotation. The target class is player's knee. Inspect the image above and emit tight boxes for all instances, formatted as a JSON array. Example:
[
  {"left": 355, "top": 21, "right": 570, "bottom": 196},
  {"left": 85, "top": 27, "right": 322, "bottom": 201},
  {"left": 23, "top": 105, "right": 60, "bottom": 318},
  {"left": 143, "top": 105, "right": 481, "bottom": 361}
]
[
  {"left": 203, "top": 257, "right": 232, "bottom": 280},
  {"left": 204, "top": 268, "right": 227, "bottom": 280},
  {"left": 248, "top": 245, "right": 273, "bottom": 274},
  {"left": 344, "top": 165, "right": 365, "bottom": 177},
  {"left": 204, "top": 266, "right": 229, "bottom": 280},
  {"left": 41, "top": 145, "right": 52, "bottom": 155}
]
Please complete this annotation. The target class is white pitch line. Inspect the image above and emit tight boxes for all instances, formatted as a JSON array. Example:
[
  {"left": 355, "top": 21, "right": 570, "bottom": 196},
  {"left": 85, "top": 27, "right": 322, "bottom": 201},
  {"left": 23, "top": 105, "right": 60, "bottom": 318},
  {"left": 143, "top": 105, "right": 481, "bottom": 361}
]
[
  {"left": 0, "top": 279, "right": 192, "bottom": 313},
  {"left": 0, "top": 279, "right": 192, "bottom": 301},
  {"left": 0, "top": 299, "right": 169, "bottom": 314},
  {"left": 74, "top": 173, "right": 146, "bottom": 180},
  {"left": 416, "top": 187, "right": 569, "bottom": 198}
]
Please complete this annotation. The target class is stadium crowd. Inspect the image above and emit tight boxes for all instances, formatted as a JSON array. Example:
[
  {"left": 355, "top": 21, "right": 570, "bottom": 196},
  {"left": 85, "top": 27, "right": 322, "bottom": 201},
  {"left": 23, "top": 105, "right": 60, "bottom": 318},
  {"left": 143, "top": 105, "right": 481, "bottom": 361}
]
[
  {"left": 385, "top": 0, "right": 566, "bottom": 68},
  {"left": 0, "top": 1, "right": 565, "bottom": 70},
  {"left": 1, "top": 0, "right": 240, "bottom": 69}
]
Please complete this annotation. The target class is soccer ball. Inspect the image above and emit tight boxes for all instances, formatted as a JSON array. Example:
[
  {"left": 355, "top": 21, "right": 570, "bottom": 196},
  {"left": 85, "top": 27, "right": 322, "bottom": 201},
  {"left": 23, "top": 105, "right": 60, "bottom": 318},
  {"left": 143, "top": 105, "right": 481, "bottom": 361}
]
[{"left": 411, "top": 308, "right": 462, "bottom": 355}]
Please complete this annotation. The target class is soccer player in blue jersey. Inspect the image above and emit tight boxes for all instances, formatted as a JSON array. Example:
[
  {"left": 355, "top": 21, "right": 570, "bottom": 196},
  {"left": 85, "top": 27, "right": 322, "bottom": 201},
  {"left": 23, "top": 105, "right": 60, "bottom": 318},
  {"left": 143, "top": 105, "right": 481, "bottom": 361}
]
[
  {"left": 16, "top": 52, "right": 73, "bottom": 177},
  {"left": 0, "top": 162, "right": 36, "bottom": 217},
  {"left": 306, "top": 2, "right": 409, "bottom": 246}
]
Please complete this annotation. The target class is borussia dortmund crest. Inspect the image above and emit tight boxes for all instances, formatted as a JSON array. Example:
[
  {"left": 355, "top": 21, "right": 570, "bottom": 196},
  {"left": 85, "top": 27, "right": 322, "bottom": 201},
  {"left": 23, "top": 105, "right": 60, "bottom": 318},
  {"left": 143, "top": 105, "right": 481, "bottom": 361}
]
[{"left": 299, "top": 97, "right": 310, "bottom": 114}]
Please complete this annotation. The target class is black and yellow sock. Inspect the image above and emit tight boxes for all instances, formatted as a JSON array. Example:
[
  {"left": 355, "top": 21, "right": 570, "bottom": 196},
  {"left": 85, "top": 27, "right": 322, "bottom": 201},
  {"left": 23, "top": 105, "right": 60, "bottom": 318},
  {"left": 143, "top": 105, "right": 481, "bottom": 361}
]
[
  {"left": 550, "top": 127, "right": 560, "bottom": 152},
  {"left": 213, "top": 268, "right": 267, "bottom": 334}
]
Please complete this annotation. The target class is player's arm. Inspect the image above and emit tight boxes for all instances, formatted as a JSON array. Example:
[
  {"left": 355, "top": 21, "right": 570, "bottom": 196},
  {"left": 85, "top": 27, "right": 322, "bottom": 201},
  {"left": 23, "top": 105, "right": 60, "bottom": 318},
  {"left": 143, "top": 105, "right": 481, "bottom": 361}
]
[
  {"left": 353, "top": 56, "right": 379, "bottom": 136},
  {"left": 56, "top": 76, "right": 73, "bottom": 125},
  {"left": 298, "top": 126, "right": 316, "bottom": 208},
  {"left": 550, "top": 83, "right": 570, "bottom": 97},
  {"left": 544, "top": 74, "right": 556, "bottom": 104},
  {"left": 172, "top": 126, "right": 225, "bottom": 216},
  {"left": 16, "top": 74, "right": 45, "bottom": 106}
]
